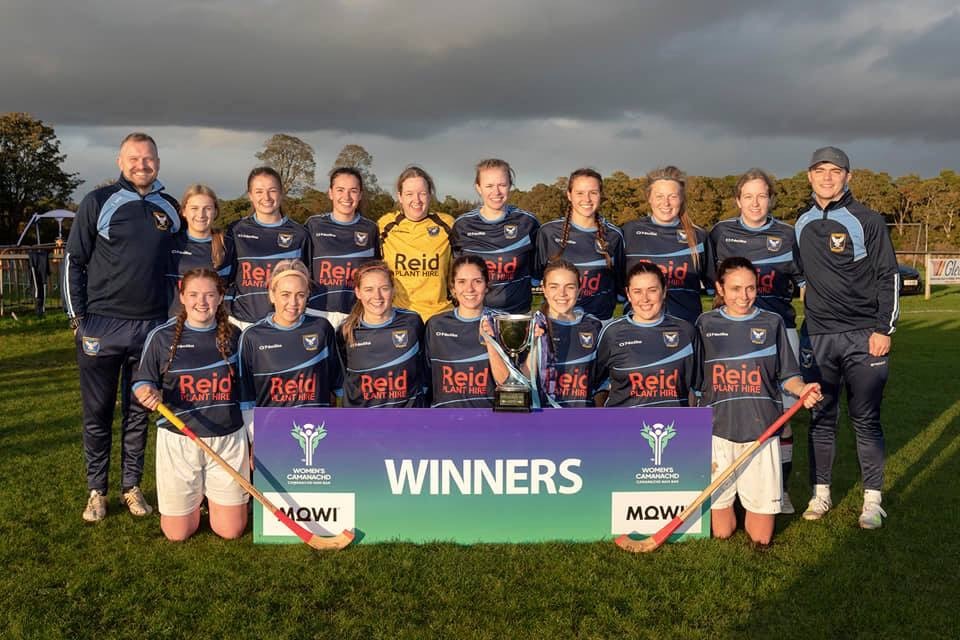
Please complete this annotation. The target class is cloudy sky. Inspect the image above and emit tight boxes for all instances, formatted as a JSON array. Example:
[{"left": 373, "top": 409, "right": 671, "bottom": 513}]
[{"left": 3, "top": 0, "right": 959, "bottom": 202}]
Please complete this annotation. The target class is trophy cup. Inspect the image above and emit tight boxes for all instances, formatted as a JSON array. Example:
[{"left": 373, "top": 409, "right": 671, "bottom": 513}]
[{"left": 492, "top": 313, "right": 534, "bottom": 412}]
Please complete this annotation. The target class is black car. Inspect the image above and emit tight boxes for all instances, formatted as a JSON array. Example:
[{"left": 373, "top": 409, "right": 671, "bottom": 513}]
[{"left": 899, "top": 264, "right": 922, "bottom": 295}]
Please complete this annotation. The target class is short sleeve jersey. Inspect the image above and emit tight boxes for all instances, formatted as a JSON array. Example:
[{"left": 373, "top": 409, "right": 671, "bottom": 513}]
[
  {"left": 451, "top": 205, "right": 540, "bottom": 313},
  {"left": 133, "top": 320, "right": 241, "bottom": 438},
  {"left": 595, "top": 313, "right": 699, "bottom": 408},
  {"left": 304, "top": 213, "right": 380, "bottom": 313},
  {"left": 709, "top": 217, "right": 803, "bottom": 328},
  {"left": 165, "top": 233, "right": 236, "bottom": 318},
  {"left": 696, "top": 308, "right": 800, "bottom": 442},
  {"left": 238, "top": 315, "right": 341, "bottom": 409},
  {"left": 379, "top": 211, "right": 455, "bottom": 322},
  {"left": 535, "top": 218, "right": 625, "bottom": 320},
  {"left": 621, "top": 217, "right": 712, "bottom": 324},
  {"left": 424, "top": 309, "right": 494, "bottom": 408},
  {"left": 541, "top": 311, "right": 603, "bottom": 407},
  {"left": 336, "top": 308, "right": 427, "bottom": 408},
  {"left": 226, "top": 215, "right": 309, "bottom": 323}
]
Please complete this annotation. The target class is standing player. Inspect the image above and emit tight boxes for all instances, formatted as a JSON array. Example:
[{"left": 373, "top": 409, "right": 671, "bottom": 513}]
[
  {"left": 531, "top": 260, "right": 602, "bottom": 407},
  {"left": 621, "top": 166, "right": 712, "bottom": 324},
  {"left": 63, "top": 132, "right": 180, "bottom": 522},
  {"left": 238, "top": 260, "right": 341, "bottom": 443},
  {"left": 305, "top": 167, "right": 380, "bottom": 314},
  {"left": 379, "top": 166, "right": 454, "bottom": 322},
  {"left": 226, "top": 167, "right": 309, "bottom": 329},
  {"left": 697, "top": 257, "right": 820, "bottom": 545},
  {"left": 595, "top": 262, "right": 699, "bottom": 407},
  {"left": 336, "top": 261, "right": 427, "bottom": 407},
  {"left": 425, "top": 255, "right": 510, "bottom": 408},
  {"left": 133, "top": 268, "right": 248, "bottom": 541},
  {"left": 165, "top": 184, "right": 235, "bottom": 318},
  {"left": 451, "top": 159, "right": 540, "bottom": 313},
  {"left": 709, "top": 168, "right": 804, "bottom": 512},
  {"left": 793, "top": 147, "right": 899, "bottom": 529},
  {"left": 535, "top": 168, "right": 624, "bottom": 320}
]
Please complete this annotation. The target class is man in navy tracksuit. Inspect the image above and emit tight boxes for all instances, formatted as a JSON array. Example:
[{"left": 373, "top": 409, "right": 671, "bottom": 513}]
[
  {"left": 793, "top": 147, "right": 899, "bottom": 529},
  {"left": 63, "top": 133, "right": 180, "bottom": 522}
]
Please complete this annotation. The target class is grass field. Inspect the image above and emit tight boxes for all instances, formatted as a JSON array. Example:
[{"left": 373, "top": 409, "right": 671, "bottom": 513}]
[{"left": 1, "top": 290, "right": 958, "bottom": 639}]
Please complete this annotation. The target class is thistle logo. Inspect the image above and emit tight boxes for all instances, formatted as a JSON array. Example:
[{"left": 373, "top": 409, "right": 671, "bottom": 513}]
[
  {"left": 291, "top": 422, "right": 327, "bottom": 467},
  {"left": 641, "top": 422, "right": 677, "bottom": 466}
]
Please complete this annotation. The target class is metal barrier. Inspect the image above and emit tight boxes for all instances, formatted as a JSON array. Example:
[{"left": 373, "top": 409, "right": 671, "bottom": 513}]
[{"left": 0, "top": 249, "right": 63, "bottom": 316}]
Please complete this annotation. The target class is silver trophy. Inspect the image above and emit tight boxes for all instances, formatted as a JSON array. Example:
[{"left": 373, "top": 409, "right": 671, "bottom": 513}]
[{"left": 492, "top": 313, "right": 534, "bottom": 412}]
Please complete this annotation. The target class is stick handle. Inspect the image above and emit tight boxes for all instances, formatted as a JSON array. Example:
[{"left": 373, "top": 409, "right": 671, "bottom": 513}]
[
  {"left": 156, "top": 403, "right": 315, "bottom": 542},
  {"left": 649, "top": 390, "right": 811, "bottom": 543}
]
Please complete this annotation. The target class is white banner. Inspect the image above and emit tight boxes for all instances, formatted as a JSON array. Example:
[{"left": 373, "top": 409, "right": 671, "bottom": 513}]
[
  {"left": 611, "top": 491, "right": 706, "bottom": 536},
  {"left": 261, "top": 492, "right": 356, "bottom": 537}
]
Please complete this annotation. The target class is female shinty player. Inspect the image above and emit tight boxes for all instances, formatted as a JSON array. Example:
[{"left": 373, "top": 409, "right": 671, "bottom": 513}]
[
  {"left": 451, "top": 159, "right": 540, "bottom": 313},
  {"left": 595, "top": 261, "right": 700, "bottom": 407},
  {"left": 226, "top": 167, "right": 309, "bottom": 329},
  {"left": 530, "top": 260, "right": 602, "bottom": 407},
  {"left": 165, "top": 184, "right": 235, "bottom": 318},
  {"left": 425, "top": 255, "right": 510, "bottom": 408},
  {"left": 696, "top": 256, "right": 820, "bottom": 545},
  {"left": 238, "top": 259, "right": 341, "bottom": 442},
  {"left": 621, "top": 166, "right": 713, "bottom": 324},
  {"left": 133, "top": 267, "right": 248, "bottom": 542},
  {"left": 336, "top": 261, "right": 427, "bottom": 407},
  {"left": 535, "top": 168, "right": 624, "bottom": 320}
]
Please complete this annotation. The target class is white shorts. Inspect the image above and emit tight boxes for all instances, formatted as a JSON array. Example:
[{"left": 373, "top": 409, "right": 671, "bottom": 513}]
[
  {"left": 711, "top": 435, "right": 782, "bottom": 515},
  {"left": 228, "top": 316, "right": 253, "bottom": 331},
  {"left": 781, "top": 328, "right": 800, "bottom": 413},
  {"left": 156, "top": 427, "right": 250, "bottom": 516}
]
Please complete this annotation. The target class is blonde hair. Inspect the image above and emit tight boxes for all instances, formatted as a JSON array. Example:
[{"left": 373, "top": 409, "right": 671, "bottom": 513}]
[
  {"left": 180, "top": 184, "right": 226, "bottom": 268},
  {"left": 645, "top": 166, "right": 699, "bottom": 271},
  {"left": 341, "top": 261, "right": 395, "bottom": 346}
]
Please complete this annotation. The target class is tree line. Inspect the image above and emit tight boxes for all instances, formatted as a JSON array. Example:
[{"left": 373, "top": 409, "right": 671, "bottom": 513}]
[{"left": 2, "top": 113, "right": 957, "bottom": 251}]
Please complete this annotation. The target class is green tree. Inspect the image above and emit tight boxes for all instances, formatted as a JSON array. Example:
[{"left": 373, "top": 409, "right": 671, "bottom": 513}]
[
  {"left": 0, "top": 112, "right": 82, "bottom": 243},
  {"left": 331, "top": 144, "right": 382, "bottom": 195},
  {"left": 255, "top": 133, "right": 315, "bottom": 195}
]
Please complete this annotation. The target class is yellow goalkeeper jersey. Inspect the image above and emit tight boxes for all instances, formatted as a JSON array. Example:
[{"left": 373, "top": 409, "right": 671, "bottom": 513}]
[{"left": 378, "top": 210, "right": 455, "bottom": 322}]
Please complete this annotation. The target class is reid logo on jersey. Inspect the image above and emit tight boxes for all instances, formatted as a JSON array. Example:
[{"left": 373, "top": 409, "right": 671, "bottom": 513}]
[
  {"left": 360, "top": 369, "right": 408, "bottom": 400},
  {"left": 180, "top": 371, "right": 232, "bottom": 402},
  {"left": 658, "top": 260, "right": 688, "bottom": 286},
  {"left": 302, "top": 333, "right": 319, "bottom": 351},
  {"left": 629, "top": 368, "right": 679, "bottom": 398},
  {"left": 241, "top": 261, "right": 276, "bottom": 288},
  {"left": 485, "top": 256, "right": 518, "bottom": 281},
  {"left": 392, "top": 330, "right": 408, "bottom": 348},
  {"left": 579, "top": 271, "right": 603, "bottom": 296},
  {"left": 441, "top": 365, "right": 489, "bottom": 395},
  {"left": 557, "top": 367, "right": 590, "bottom": 398},
  {"left": 316, "top": 260, "right": 358, "bottom": 286},
  {"left": 712, "top": 363, "right": 762, "bottom": 393},
  {"left": 270, "top": 373, "right": 316, "bottom": 403}
]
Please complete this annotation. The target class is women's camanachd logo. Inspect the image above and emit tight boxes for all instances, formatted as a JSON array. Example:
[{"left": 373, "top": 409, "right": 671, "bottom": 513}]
[
  {"left": 640, "top": 422, "right": 677, "bottom": 466},
  {"left": 290, "top": 422, "right": 327, "bottom": 466}
]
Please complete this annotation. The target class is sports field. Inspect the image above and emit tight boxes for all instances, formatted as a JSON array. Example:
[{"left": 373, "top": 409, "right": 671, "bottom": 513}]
[{"left": 2, "top": 289, "right": 958, "bottom": 639}]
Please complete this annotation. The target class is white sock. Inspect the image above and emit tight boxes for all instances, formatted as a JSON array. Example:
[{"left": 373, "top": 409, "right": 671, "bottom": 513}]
[
  {"left": 864, "top": 489, "right": 882, "bottom": 505},
  {"left": 814, "top": 484, "right": 830, "bottom": 498}
]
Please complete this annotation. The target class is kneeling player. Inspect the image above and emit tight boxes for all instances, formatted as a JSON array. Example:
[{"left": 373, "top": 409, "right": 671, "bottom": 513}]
[
  {"left": 133, "top": 268, "right": 248, "bottom": 541},
  {"left": 336, "top": 261, "right": 427, "bottom": 407},
  {"left": 697, "top": 257, "right": 820, "bottom": 545},
  {"left": 238, "top": 259, "right": 341, "bottom": 442},
  {"left": 595, "top": 261, "right": 699, "bottom": 407}
]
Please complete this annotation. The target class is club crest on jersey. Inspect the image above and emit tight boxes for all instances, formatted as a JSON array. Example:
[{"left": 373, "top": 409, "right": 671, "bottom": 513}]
[
  {"left": 354, "top": 231, "right": 369, "bottom": 247},
  {"left": 278, "top": 232, "right": 294, "bottom": 248},
  {"left": 662, "top": 331, "right": 679, "bottom": 348},
  {"left": 152, "top": 210, "right": 171, "bottom": 231},
  {"left": 302, "top": 333, "right": 319, "bottom": 351},
  {"left": 427, "top": 226, "right": 440, "bottom": 237},
  {"left": 392, "top": 330, "right": 408, "bottom": 348},
  {"left": 676, "top": 230, "right": 688, "bottom": 243},
  {"left": 504, "top": 224, "right": 518, "bottom": 239},
  {"left": 750, "top": 327, "right": 767, "bottom": 344},
  {"left": 800, "top": 348, "right": 815, "bottom": 368},
  {"left": 766, "top": 237, "right": 783, "bottom": 252},
  {"left": 830, "top": 233, "right": 846, "bottom": 253},
  {"left": 81, "top": 336, "right": 101, "bottom": 356},
  {"left": 579, "top": 332, "right": 595, "bottom": 349}
]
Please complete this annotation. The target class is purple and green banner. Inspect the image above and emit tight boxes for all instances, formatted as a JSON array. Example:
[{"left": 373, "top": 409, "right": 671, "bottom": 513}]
[{"left": 253, "top": 407, "right": 712, "bottom": 544}]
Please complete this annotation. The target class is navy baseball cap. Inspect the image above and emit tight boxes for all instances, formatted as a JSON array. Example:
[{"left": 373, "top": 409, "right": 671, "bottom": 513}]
[{"left": 809, "top": 146, "right": 850, "bottom": 171}]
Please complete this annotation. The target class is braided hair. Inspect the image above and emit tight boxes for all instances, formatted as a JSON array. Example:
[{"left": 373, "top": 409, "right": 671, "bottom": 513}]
[
  {"left": 551, "top": 168, "right": 613, "bottom": 268},
  {"left": 162, "top": 267, "right": 235, "bottom": 378}
]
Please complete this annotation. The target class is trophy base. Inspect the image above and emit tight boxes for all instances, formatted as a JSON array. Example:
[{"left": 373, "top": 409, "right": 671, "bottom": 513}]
[{"left": 494, "top": 384, "right": 532, "bottom": 412}]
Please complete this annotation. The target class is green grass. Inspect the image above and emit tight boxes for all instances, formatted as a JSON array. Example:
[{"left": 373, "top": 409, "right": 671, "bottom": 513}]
[{"left": 2, "top": 289, "right": 959, "bottom": 639}]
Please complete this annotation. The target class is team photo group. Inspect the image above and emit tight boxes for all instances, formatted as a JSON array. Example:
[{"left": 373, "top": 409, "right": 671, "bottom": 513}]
[{"left": 64, "top": 132, "right": 899, "bottom": 549}]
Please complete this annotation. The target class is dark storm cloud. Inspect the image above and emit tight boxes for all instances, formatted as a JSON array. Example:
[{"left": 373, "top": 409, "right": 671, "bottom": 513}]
[{"left": 14, "top": 0, "right": 951, "bottom": 139}]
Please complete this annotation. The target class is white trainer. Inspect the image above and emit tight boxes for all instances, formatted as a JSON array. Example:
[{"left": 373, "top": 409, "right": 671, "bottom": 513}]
[
  {"left": 802, "top": 488, "right": 832, "bottom": 521},
  {"left": 82, "top": 490, "right": 107, "bottom": 522},
  {"left": 859, "top": 500, "right": 887, "bottom": 530},
  {"left": 121, "top": 486, "right": 154, "bottom": 517}
]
